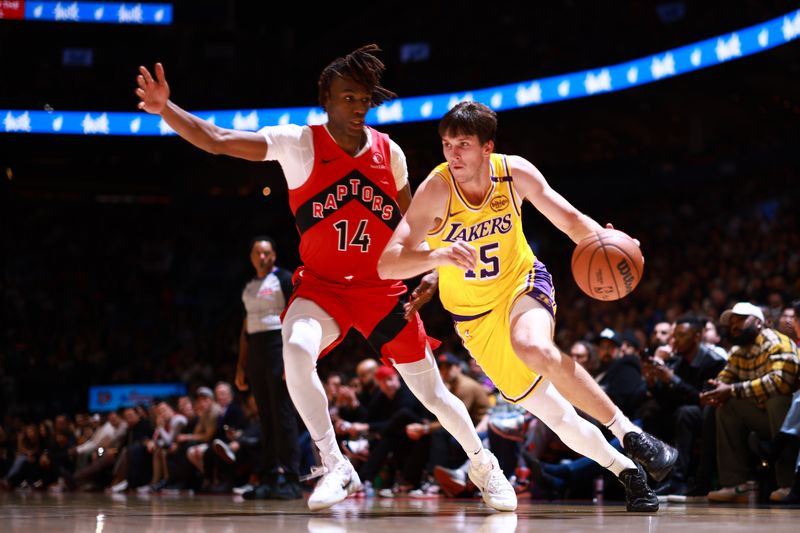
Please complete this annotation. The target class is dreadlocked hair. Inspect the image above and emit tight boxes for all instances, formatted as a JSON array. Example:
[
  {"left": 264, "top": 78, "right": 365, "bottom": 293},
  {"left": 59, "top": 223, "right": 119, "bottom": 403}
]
[{"left": 318, "top": 44, "right": 398, "bottom": 110}]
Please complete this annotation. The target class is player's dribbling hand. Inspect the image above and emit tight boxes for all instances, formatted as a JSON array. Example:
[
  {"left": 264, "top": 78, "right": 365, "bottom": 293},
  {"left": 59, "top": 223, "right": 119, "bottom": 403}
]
[
  {"left": 434, "top": 240, "right": 477, "bottom": 271},
  {"left": 135, "top": 63, "right": 170, "bottom": 114}
]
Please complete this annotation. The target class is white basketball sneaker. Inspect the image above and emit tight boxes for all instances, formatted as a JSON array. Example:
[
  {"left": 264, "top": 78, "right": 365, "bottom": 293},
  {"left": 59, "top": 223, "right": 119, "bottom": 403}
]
[
  {"left": 307, "top": 458, "right": 363, "bottom": 511},
  {"left": 467, "top": 451, "right": 517, "bottom": 511}
]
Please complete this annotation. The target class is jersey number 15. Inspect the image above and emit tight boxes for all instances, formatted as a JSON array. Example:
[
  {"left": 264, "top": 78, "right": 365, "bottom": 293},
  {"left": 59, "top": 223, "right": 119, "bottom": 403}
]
[{"left": 464, "top": 242, "right": 500, "bottom": 280}]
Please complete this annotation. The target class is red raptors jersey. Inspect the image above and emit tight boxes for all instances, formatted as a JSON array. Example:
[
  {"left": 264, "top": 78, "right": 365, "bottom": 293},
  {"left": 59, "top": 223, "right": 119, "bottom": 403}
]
[{"left": 289, "top": 125, "right": 402, "bottom": 284}]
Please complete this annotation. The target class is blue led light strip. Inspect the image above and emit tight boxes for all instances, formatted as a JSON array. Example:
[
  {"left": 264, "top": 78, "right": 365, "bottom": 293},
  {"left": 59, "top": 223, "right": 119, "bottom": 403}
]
[
  {"left": 2, "top": 9, "right": 798, "bottom": 135},
  {"left": 0, "top": 2, "right": 172, "bottom": 25}
]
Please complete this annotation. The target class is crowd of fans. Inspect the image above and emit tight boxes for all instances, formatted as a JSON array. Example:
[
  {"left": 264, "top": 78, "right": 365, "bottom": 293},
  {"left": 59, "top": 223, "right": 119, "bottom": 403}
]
[{"left": 2, "top": 298, "right": 798, "bottom": 505}]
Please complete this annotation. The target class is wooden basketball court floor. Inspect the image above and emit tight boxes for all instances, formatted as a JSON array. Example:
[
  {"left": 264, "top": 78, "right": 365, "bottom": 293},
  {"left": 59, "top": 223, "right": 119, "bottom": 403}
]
[{"left": 2, "top": 492, "right": 798, "bottom": 532}]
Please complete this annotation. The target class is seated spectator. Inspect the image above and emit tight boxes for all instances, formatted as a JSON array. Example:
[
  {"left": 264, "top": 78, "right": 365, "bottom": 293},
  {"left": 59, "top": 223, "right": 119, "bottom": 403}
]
[
  {"left": 72, "top": 411, "right": 127, "bottom": 467},
  {"left": 177, "top": 387, "right": 221, "bottom": 490},
  {"left": 570, "top": 341, "right": 599, "bottom": 377},
  {"left": 650, "top": 322, "right": 673, "bottom": 351},
  {"left": 109, "top": 406, "right": 154, "bottom": 492},
  {"left": 701, "top": 302, "right": 800, "bottom": 503},
  {"left": 2, "top": 423, "right": 41, "bottom": 489},
  {"left": 69, "top": 411, "right": 128, "bottom": 490},
  {"left": 347, "top": 366, "right": 433, "bottom": 495},
  {"left": 777, "top": 305, "right": 797, "bottom": 341},
  {"left": 638, "top": 316, "right": 726, "bottom": 496},
  {"left": 702, "top": 318, "right": 730, "bottom": 360},
  {"left": 138, "top": 400, "right": 188, "bottom": 493},
  {"left": 355, "top": 359, "right": 380, "bottom": 407},
  {"left": 747, "top": 299, "right": 800, "bottom": 503},
  {"left": 199, "top": 382, "right": 246, "bottom": 492},
  {"left": 595, "top": 328, "right": 646, "bottom": 419},
  {"left": 38, "top": 428, "right": 75, "bottom": 492},
  {"left": 161, "top": 395, "right": 200, "bottom": 492},
  {"left": 211, "top": 395, "right": 263, "bottom": 494}
]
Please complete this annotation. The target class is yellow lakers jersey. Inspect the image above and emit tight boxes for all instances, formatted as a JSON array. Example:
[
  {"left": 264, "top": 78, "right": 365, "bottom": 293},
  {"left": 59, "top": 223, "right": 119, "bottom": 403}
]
[{"left": 426, "top": 153, "right": 536, "bottom": 316}]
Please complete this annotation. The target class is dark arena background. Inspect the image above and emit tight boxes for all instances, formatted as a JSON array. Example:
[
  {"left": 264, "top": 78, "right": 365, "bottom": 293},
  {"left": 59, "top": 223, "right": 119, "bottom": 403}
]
[{"left": 2, "top": 1, "right": 800, "bottom": 531}]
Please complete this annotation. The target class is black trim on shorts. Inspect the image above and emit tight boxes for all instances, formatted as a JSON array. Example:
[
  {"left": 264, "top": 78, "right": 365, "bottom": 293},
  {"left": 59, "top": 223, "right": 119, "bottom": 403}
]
[{"left": 366, "top": 298, "right": 409, "bottom": 354}]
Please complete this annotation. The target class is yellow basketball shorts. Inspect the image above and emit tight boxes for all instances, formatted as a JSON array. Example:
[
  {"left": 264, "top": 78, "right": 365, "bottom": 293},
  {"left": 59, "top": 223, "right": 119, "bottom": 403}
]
[{"left": 450, "top": 259, "right": 556, "bottom": 403}]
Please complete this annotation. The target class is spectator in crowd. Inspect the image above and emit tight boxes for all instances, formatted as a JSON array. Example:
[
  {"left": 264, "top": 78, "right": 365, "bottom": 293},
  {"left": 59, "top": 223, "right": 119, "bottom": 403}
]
[
  {"left": 639, "top": 316, "right": 726, "bottom": 496},
  {"left": 139, "top": 400, "right": 188, "bottom": 493},
  {"left": 162, "top": 395, "right": 202, "bottom": 492},
  {"left": 702, "top": 302, "right": 800, "bottom": 503},
  {"left": 702, "top": 319, "right": 729, "bottom": 360},
  {"left": 184, "top": 387, "right": 223, "bottom": 486},
  {"left": 355, "top": 359, "right": 380, "bottom": 407},
  {"left": 110, "top": 406, "right": 155, "bottom": 492},
  {"left": 748, "top": 299, "right": 800, "bottom": 503},
  {"left": 72, "top": 411, "right": 127, "bottom": 466},
  {"left": 777, "top": 306, "right": 797, "bottom": 341},
  {"left": 621, "top": 332, "right": 643, "bottom": 359},
  {"left": 38, "top": 428, "right": 75, "bottom": 492},
  {"left": 210, "top": 395, "right": 264, "bottom": 494},
  {"left": 650, "top": 322, "right": 673, "bottom": 350},
  {"left": 347, "top": 366, "right": 434, "bottom": 495},
  {"left": 195, "top": 383, "right": 246, "bottom": 491},
  {"left": 1, "top": 423, "right": 41, "bottom": 489},
  {"left": 570, "top": 341, "right": 599, "bottom": 377},
  {"left": 595, "top": 328, "right": 646, "bottom": 418},
  {"left": 69, "top": 411, "right": 128, "bottom": 490}
]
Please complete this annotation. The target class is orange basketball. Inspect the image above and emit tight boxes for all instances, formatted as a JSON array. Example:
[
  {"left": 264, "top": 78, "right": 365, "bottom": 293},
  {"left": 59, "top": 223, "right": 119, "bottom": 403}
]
[{"left": 571, "top": 229, "right": 644, "bottom": 301}]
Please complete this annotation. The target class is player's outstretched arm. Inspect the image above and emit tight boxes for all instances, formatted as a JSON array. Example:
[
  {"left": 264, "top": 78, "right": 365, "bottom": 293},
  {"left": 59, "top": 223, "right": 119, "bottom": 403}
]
[
  {"left": 135, "top": 63, "right": 268, "bottom": 161},
  {"left": 378, "top": 175, "right": 476, "bottom": 280},
  {"left": 509, "top": 155, "right": 603, "bottom": 244}
]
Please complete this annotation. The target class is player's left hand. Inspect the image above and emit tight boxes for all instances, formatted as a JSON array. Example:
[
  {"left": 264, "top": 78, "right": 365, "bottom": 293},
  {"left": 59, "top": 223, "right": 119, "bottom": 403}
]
[{"left": 404, "top": 271, "right": 439, "bottom": 320}]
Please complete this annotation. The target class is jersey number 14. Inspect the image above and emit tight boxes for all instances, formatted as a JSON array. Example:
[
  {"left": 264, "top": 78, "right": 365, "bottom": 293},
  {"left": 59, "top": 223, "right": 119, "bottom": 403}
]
[{"left": 333, "top": 219, "right": 371, "bottom": 253}]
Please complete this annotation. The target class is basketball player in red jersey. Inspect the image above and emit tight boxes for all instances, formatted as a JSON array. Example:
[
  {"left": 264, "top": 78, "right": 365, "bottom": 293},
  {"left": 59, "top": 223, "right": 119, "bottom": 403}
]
[{"left": 135, "top": 46, "right": 515, "bottom": 512}]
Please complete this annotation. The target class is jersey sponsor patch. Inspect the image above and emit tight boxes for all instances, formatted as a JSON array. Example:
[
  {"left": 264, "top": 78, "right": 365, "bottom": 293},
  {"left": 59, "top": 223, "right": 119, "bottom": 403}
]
[{"left": 490, "top": 195, "right": 509, "bottom": 212}]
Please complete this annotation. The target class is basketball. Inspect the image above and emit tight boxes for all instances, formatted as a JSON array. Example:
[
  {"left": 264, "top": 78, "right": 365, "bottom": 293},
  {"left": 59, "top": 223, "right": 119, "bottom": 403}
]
[{"left": 571, "top": 229, "right": 644, "bottom": 301}]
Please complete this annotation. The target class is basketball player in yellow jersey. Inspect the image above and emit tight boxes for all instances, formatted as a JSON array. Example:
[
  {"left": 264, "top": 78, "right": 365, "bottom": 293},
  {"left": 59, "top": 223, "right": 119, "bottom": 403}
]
[{"left": 379, "top": 102, "right": 677, "bottom": 512}]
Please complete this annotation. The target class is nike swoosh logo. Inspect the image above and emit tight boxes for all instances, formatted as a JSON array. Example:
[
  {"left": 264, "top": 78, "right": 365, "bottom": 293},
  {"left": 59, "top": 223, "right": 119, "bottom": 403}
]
[
  {"left": 321, "top": 158, "right": 338, "bottom": 164},
  {"left": 449, "top": 210, "right": 465, "bottom": 217}
]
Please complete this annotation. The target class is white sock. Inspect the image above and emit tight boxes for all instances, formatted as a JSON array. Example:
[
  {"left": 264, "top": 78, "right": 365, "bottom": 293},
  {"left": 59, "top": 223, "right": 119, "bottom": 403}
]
[
  {"left": 315, "top": 429, "right": 344, "bottom": 468},
  {"left": 519, "top": 380, "right": 635, "bottom": 476},
  {"left": 604, "top": 409, "right": 642, "bottom": 443},
  {"left": 469, "top": 447, "right": 493, "bottom": 466},
  {"left": 394, "top": 345, "right": 483, "bottom": 458}
]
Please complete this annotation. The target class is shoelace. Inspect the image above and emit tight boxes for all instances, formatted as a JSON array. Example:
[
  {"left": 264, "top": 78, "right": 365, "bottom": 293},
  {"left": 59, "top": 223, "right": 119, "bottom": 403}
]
[
  {"left": 317, "top": 463, "right": 351, "bottom": 490},
  {"left": 299, "top": 465, "right": 327, "bottom": 482},
  {"left": 487, "top": 470, "right": 511, "bottom": 494},
  {"left": 623, "top": 470, "right": 649, "bottom": 495}
]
